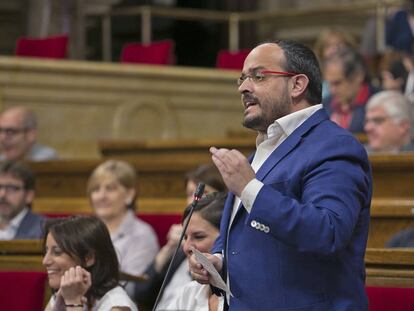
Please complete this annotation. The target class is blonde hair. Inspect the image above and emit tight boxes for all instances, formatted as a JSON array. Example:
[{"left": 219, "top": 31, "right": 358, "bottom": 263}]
[
  {"left": 313, "top": 27, "right": 357, "bottom": 62},
  {"left": 87, "top": 160, "right": 137, "bottom": 209}
]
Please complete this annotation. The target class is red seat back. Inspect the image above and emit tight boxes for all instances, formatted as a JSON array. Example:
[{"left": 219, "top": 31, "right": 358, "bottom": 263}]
[
  {"left": 366, "top": 286, "right": 414, "bottom": 311},
  {"left": 15, "top": 35, "right": 68, "bottom": 59},
  {"left": 0, "top": 271, "right": 47, "bottom": 311},
  {"left": 120, "top": 40, "right": 174, "bottom": 65},
  {"left": 139, "top": 213, "right": 182, "bottom": 246},
  {"left": 216, "top": 49, "right": 250, "bottom": 70},
  {"left": 44, "top": 212, "right": 181, "bottom": 247}
]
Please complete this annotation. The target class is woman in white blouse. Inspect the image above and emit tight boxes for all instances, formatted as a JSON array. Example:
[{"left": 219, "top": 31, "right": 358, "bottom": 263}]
[{"left": 166, "top": 192, "right": 226, "bottom": 311}]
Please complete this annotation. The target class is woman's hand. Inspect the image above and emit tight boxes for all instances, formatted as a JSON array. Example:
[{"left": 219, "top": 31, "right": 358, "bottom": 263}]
[{"left": 60, "top": 266, "right": 91, "bottom": 305}]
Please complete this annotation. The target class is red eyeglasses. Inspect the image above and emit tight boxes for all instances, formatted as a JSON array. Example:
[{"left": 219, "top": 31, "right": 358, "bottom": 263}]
[{"left": 237, "top": 70, "right": 299, "bottom": 86}]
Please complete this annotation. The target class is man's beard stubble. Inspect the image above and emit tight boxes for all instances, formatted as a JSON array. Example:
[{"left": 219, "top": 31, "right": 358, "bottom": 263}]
[{"left": 242, "top": 92, "right": 291, "bottom": 132}]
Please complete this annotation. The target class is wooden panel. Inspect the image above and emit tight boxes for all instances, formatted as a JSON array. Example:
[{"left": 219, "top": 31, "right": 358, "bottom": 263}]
[
  {"left": 28, "top": 159, "right": 195, "bottom": 198},
  {"left": 368, "top": 198, "right": 414, "bottom": 248},
  {"left": 0, "top": 56, "right": 241, "bottom": 158},
  {"left": 365, "top": 248, "right": 414, "bottom": 287},
  {"left": 99, "top": 138, "right": 255, "bottom": 166},
  {"left": 33, "top": 197, "right": 187, "bottom": 215},
  {"left": 26, "top": 153, "right": 414, "bottom": 202},
  {"left": 30, "top": 196, "right": 414, "bottom": 249},
  {"left": 100, "top": 142, "right": 414, "bottom": 198},
  {"left": 370, "top": 153, "right": 414, "bottom": 198},
  {"left": 0, "top": 256, "right": 43, "bottom": 271},
  {"left": 0, "top": 240, "right": 43, "bottom": 254},
  {"left": 1, "top": 245, "right": 413, "bottom": 288}
]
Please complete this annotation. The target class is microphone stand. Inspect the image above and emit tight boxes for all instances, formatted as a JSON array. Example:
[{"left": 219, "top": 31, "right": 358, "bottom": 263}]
[{"left": 151, "top": 183, "right": 205, "bottom": 311}]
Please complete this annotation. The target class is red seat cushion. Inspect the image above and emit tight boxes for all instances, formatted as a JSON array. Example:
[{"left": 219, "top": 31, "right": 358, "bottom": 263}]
[
  {"left": 15, "top": 35, "right": 68, "bottom": 59},
  {"left": 0, "top": 271, "right": 47, "bottom": 311},
  {"left": 366, "top": 286, "right": 414, "bottom": 311},
  {"left": 216, "top": 49, "right": 250, "bottom": 70},
  {"left": 120, "top": 40, "right": 174, "bottom": 65}
]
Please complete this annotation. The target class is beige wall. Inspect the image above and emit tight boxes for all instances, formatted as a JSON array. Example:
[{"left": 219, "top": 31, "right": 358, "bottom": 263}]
[{"left": 0, "top": 57, "right": 243, "bottom": 158}]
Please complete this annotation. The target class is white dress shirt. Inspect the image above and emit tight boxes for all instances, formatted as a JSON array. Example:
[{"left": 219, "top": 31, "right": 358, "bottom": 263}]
[{"left": 0, "top": 207, "right": 29, "bottom": 240}]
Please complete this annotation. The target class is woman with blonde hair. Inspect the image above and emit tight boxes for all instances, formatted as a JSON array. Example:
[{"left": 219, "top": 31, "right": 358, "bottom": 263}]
[{"left": 87, "top": 160, "right": 159, "bottom": 293}]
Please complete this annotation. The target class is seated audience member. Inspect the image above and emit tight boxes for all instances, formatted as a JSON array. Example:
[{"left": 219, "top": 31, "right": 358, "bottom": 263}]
[
  {"left": 381, "top": 59, "right": 409, "bottom": 92},
  {"left": 322, "top": 47, "right": 378, "bottom": 133},
  {"left": 0, "top": 106, "right": 58, "bottom": 161},
  {"left": 185, "top": 164, "right": 227, "bottom": 204},
  {"left": 386, "top": 1, "right": 414, "bottom": 55},
  {"left": 134, "top": 165, "right": 226, "bottom": 310},
  {"left": 87, "top": 160, "right": 159, "bottom": 293},
  {"left": 386, "top": 227, "right": 414, "bottom": 247},
  {"left": 313, "top": 27, "right": 357, "bottom": 100},
  {"left": 165, "top": 192, "right": 226, "bottom": 311},
  {"left": 364, "top": 91, "right": 414, "bottom": 153},
  {"left": 0, "top": 160, "right": 44, "bottom": 239},
  {"left": 43, "top": 216, "right": 138, "bottom": 311}
]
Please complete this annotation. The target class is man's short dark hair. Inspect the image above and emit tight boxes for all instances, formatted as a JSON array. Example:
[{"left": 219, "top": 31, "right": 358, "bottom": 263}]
[
  {"left": 274, "top": 39, "right": 323, "bottom": 105},
  {"left": 324, "top": 47, "right": 367, "bottom": 81},
  {"left": 0, "top": 160, "right": 35, "bottom": 190}
]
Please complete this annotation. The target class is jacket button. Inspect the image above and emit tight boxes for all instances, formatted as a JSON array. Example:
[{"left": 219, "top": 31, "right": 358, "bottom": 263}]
[{"left": 250, "top": 220, "right": 257, "bottom": 228}]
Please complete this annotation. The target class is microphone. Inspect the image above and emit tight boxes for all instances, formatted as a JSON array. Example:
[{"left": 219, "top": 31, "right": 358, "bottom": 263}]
[
  {"left": 191, "top": 183, "right": 206, "bottom": 206},
  {"left": 151, "top": 183, "right": 205, "bottom": 311}
]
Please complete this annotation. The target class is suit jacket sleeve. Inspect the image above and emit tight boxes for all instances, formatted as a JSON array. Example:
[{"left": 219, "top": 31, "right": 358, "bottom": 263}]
[{"left": 246, "top": 134, "right": 371, "bottom": 255}]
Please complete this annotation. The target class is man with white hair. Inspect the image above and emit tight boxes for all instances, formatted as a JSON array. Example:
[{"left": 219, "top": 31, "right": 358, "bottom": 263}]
[{"left": 364, "top": 90, "right": 414, "bottom": 153}]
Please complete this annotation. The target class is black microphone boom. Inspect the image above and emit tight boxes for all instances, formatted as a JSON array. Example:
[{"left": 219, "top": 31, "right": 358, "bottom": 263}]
[{"left": 151, "top": 183, "right": 205, "bottom": 311}]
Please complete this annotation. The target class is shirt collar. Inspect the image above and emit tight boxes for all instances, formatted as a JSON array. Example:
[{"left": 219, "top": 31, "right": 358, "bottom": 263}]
[
  {"left": 257, "top": 104, "right": 322, "bottom": 146},
  {"left": 8, "top": 207, "right": 29, "bottom": 230},
  {"left": 111, "top": 210, "right": 136, "bottom": 241}
]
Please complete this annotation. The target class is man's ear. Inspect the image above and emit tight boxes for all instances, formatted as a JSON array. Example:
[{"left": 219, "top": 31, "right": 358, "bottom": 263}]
[
  {"left": 25, "top": 128, "right": 37, "bottom": 144},
  {"left": 24, "top": 189, "right": 35, "bottom": 206},
  {"left": 290, "top": 74, "right": 309, "bottom": 99},
  {"left": 85, "top": 253, "right": 96, "bottom": 267}
]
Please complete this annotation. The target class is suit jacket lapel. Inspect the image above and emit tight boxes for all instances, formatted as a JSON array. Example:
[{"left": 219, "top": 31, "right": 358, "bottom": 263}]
[
  {"left": 256, "top": 108, "right": 328, "bottom": 182},
  {"left": 227, "top": 109, "right": 328, "bottom": 230}
]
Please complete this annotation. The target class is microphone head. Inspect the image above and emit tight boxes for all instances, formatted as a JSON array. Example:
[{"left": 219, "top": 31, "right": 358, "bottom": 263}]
[{"left": 193, "top": 183, "right": 205, "bottom": 201}]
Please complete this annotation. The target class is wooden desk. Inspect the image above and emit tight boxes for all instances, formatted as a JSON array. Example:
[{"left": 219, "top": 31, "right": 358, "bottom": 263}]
[
  {"left": 32, "top": 197, "right": 187, "bottom": 215},
  {"left": 99, "top": 138, "right": 255, "bottom": 166},
  {"left": 28, "top": 159, "right": 195, "bottom": 198},
  {"left": 369, "top": 153, "right": 414, "bottom": 198},
  {"left": 1, "top": 242, "right": 413, "bottom": 288},
  {"left": 365, "top": 248, "right": 414, "bottom": 287},
  {"left": 368, "top": 198, "right": 414, "bottom": 248},
  {"left": 0, "top": 240, "right": 44, "bottom": 270}
]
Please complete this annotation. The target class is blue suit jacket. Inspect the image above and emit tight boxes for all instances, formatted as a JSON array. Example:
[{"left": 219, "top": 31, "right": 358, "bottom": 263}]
[
  {"left": 14, "top": 210, "right": 45, "bottom": 239},
  {"left": 212, "top": 109, "right": 372, "bottom": 311}
]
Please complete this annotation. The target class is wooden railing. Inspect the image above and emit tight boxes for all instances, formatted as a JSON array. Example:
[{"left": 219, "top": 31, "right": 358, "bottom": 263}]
[
  {"left": 85, "top": 0, "right": 404, "bottom": 61},
  {"left": 1, "top": 241, "right": 413, "bottom": 287}
]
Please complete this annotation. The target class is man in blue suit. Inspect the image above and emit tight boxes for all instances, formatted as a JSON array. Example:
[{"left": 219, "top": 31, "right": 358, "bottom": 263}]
[
  {"left": 0, "top": 160, "right": 44, "bottom": 239},
  {"left": 189, "top": 40, "right": 372, "bottom": 310}
]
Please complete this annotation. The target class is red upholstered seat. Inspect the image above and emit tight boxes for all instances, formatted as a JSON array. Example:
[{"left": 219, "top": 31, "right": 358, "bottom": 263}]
[
  {"left": 366, "top": 286, "right": 414, "bottom": 311},
  {"left": 44, "top": 212, "right": 181, "bottom": 247},
  {"left": 139, "top": 213, "right": 181, "bottom": 246},
  {"left": 120, "top": 40, "right": 174, "bottom": 65},
  {"left": 216, "top": 49, "right": 250, "bottom": 70},
  {"left": 15, "top": 35, "right": 68, "bottom": 59},
  {"left": 0, "top": 271, "right": 47, "bottom": 311}
]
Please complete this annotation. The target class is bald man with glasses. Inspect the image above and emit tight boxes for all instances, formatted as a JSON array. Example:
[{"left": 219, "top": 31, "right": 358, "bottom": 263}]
[{"left": 0, "top": 106, "right": 58, "bottom": 161}]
